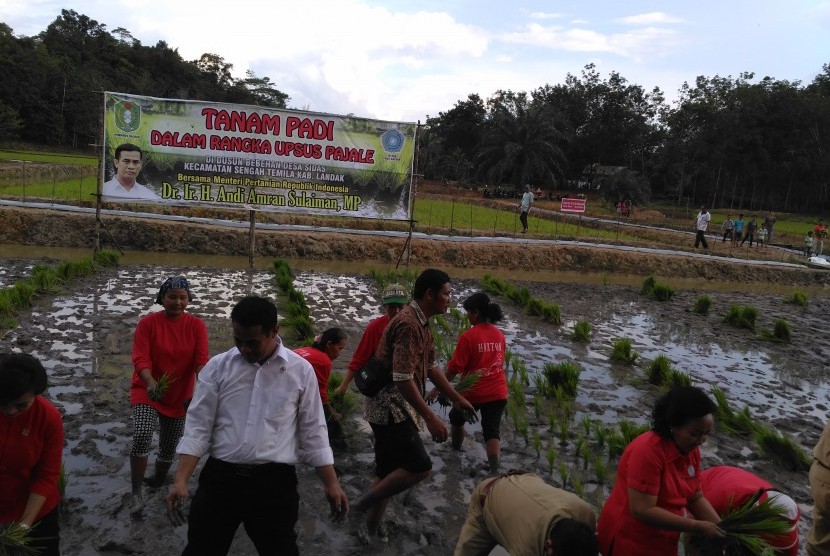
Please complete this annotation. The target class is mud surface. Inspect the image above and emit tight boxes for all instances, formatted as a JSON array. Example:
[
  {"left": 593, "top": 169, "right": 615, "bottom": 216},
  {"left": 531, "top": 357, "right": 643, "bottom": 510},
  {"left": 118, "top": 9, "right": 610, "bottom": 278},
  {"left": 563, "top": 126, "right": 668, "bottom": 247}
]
[{"left": 0, "top": 258, "right": 828, "bottom": 555}]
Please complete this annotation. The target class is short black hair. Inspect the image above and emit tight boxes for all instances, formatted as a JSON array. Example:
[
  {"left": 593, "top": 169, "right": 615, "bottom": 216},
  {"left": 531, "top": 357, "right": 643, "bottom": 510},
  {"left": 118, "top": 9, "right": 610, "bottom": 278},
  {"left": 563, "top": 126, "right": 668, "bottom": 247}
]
[
  {"left": 231, "top": 296, "right": 279, "bottom": 331},
  {"left": 652, "top": 386, "right": 717, "bottom": 438},
  {"left": 412, "top": 268, "right": 451, "bottom": 300},
  {"left": 0, "top": 353, "right": 48, "bottom": 404},
  {"left": 548, "top": 518, "right": 598, "bottom": 556},
  {"left": 463, "top": 292, "right": 504, "bottom": 324},
  {"left": 115, "top": 143, "right": 142, "bottom": 160}
]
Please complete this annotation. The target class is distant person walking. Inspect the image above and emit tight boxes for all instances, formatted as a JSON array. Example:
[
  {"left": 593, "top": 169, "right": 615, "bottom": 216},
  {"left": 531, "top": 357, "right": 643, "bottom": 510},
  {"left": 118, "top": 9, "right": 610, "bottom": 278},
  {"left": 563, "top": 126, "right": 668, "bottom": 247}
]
[
  {"left": 518, "top": 184, "right": 534, "bottom": 233},
  {"left": 694, "top": 206, "right": 711, "bottom": 249},
  {"left": 733, "top": 214, "right": 745, "bottom": 244},
  {"left": 814, "top": 218, "right": 828, "bottom": 256},
  {"left": 721, "top": 215, "right": 734, "bottom": 242},
  {"left": 741, "top": 216, "right": 758, "bottom": 246},
  {"left": 806, "top": 231, "right": 815, "bottom": 257},
  {"left": 764, "top": 211, "right": 777, "bottom": 243}
]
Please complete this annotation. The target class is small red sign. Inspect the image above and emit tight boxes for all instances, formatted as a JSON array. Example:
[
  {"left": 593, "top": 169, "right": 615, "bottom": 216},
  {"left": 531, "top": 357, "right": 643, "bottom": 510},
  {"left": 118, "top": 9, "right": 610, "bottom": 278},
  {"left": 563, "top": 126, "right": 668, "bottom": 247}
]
[{"left": 561, "top": 198, "right": 587, "bottom": 213}]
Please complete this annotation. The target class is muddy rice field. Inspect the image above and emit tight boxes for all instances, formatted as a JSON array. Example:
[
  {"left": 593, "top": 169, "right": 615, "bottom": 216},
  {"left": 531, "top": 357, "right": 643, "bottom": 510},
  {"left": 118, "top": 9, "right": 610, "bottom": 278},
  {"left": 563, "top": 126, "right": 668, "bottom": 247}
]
[{"left": 1, "top": 255, "right": 829, "bottom": 555}]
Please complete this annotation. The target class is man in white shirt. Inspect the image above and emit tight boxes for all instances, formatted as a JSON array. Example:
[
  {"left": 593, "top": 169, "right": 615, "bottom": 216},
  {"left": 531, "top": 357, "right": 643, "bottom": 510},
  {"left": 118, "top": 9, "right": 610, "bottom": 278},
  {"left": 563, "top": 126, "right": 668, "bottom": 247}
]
[
  {"left": 166, "top": 296, "right": 348, "bottom": 555},
  {"left": 695, "top": 206, "right": 711, "bottom": 249},
  {"left": 102, "top": 143, "right": 159, "bottom": 201},
  {"left": 519, "top": 184, "right": 534, "bottom": 233}
]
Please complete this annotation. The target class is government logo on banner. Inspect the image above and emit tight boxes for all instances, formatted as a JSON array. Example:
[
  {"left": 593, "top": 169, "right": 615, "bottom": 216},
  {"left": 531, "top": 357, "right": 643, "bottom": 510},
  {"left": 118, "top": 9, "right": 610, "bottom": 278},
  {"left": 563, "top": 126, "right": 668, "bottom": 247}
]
[{"left": 114, "top": 101, "right": 141, "bottom": 132}]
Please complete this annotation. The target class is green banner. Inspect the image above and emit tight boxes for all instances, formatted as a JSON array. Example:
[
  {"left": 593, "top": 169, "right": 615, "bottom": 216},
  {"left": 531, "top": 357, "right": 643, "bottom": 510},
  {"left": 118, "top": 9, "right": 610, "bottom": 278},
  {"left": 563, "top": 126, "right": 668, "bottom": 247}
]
[{"left": 102, "top": 92, "right": 416, "bottom": 220}]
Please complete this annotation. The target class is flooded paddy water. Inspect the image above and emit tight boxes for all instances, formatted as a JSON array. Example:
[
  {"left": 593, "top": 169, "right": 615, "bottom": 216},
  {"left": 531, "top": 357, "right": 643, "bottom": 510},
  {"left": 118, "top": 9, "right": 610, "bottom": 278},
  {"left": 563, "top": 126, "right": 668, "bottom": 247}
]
[{"left": 0, "top": 251, "right": 828, "bottom": 555}]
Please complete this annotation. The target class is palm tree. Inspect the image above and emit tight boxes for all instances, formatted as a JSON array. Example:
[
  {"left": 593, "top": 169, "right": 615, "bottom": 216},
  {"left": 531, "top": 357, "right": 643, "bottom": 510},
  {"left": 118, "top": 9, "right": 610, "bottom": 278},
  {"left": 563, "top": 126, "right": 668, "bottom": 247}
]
[{"left": 475, "top": 97, "right": 568, "bottom": 189}]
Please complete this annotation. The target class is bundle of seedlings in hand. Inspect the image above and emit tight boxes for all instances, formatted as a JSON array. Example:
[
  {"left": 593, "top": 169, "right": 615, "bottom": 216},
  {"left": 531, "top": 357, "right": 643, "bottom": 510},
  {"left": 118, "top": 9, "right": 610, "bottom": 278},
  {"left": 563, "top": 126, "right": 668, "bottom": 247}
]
[
  {"left": 150, "top": 372, "right": 175, "bottom": 402},
  {"left": 435, "top": 370, "right": 483, "bottom": 408},
  {"left": 692, "top": 494, "right": 791, "bottom": 556},
  {"left": 0, "top": 522, "right": 39, "bottom": 555}
]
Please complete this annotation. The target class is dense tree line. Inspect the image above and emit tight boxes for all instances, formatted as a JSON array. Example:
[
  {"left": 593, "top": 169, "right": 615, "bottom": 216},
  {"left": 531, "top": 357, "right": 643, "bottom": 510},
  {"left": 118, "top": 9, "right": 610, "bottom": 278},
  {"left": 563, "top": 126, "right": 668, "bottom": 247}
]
[
  {"left": 0, "top": 10, "right": 287, "bottom": 149},
  {"left": 422, "top": 64, "right": 830, "bottom": 213},
  {"left": 1, "top": 10, "right": 828, "bottom": 212}
]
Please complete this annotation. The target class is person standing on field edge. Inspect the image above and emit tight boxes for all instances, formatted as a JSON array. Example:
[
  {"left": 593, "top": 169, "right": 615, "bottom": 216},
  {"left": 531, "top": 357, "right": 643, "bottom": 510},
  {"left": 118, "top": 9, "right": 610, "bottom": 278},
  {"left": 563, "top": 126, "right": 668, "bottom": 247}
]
[
  {"left": 764, "top": 211, "right": 777, "bottom": 244},
  {"left": 166, "top": 296, "right": 348, "bottom": 556},
  {"left": 814, "top": 218, "right": 828, "bottom": 256},
  {"left": 741, "top": 216, "right": 758, "bottom": 247},
  {"left": 694, "top": 206, "right": 711, "bottom": 249},
  {"left": 519, "top": 184, "right": 534, "bottom": 233}
]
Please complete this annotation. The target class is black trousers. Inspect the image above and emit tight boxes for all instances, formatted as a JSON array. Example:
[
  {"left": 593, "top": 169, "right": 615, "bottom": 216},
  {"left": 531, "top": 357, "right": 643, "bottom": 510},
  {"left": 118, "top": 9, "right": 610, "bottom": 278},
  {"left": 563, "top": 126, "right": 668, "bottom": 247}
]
[
  {"left": 30, "top": 507, "right": 60, "bottom": 556},
  {"left": 694, "top": 230, "right": 708, "bottom": 248},
  {"left": 182, "top": 457, "right": 299, "bottom": 556},
  {"left": 520, "top": 211, "right": 529, "bottom": 231}
]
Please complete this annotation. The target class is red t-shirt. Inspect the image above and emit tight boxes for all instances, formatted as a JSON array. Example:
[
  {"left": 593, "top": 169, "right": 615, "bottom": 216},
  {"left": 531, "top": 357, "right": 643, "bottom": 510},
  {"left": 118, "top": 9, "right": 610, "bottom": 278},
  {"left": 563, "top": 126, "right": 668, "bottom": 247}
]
[
  {"left": 598, "top": 431, "right": 702, "bottom": 556},
  {"left": 0, "top": 396, "right": 64, "bottom": 523},
  {"left": 130, "top": 310, "right": 210, "bottom": 418},
  {"left": 347, "top": 314, "right": 390, "bottom": 372},
  {"left": 294, "top": 346, "right": 332, "bottom": 404},
  {"left": 702, "top": 466, "right": 799, "bottom": 556},
  {"left": 447, "top": 323, "right": 507, "bottom": 405}
]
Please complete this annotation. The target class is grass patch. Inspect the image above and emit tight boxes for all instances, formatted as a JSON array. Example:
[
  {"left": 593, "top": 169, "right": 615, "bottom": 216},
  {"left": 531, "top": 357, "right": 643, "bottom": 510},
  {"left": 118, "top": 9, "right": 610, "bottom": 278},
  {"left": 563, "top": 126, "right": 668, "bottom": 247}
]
[
  {"left": 665, "top": 369, "right": 693, "bottom": 388},
  {"left": 754, "top": 426, "right": 811, "bottom": 471},
  {"left": 724, "top": 305, "right": 757, "bottom": 330},
  {"left": 641, "top": 275, "right": 674, "bottom": 301},
  {"left": 692, "top": 295, "right": 712, "bottom": 315},
  {"left": 541, "top": 360, "right": 582, "bottom": 397},
  {"left": 786, "top": 291, "right": 807, "bottom": 306},
  {"left": 93, "top": 249, "right": 120, "bottom": 267},
  {"left": 571, "top": 320, "right": 591, "bottom": 342},
  {"left": 761, "top": 319, "right": 791, "bottom": 342},
  {"left": 610, "top": 338, "right": 639, "bottom": 364},
  {"left": 712, "top": 386, "right": 759, "bottom": 436},
  {"left": 645, "top": 355, "right": 672, "bottom": 385}
]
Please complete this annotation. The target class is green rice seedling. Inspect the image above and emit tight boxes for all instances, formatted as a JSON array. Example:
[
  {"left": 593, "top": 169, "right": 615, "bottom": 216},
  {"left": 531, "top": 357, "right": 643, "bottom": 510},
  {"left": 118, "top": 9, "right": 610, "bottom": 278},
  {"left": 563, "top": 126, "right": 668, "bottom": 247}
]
[
  {"left": 619, "top": 420, "right": 649, "bottom": 446},
  {"left": 553, "top": 385, "right": 566, "bottom": 409},
  {"left": 571, "top": 320, "right": 591, "bottom": 342},
  {"left": 712, "top": 386, "right": 760, "bottom": 436},
  {"left": 0, "top": 521, "right": 39, "bottom": 554},
  {"left": 480, "top": 274, "right": 507, "bottom": 296},
  {"left": 610, "top": 338, "right": 639, "bottom": 364},
  {"left": 646, "top": 355, "right": 672, "bottom": 385},
  {"left": 572, "top": 475, "right": 585, "bottom": 498},
  {"left": 455, "top": 370, "right": 483, "bottom": 393},
  {"left": 542, "top": 360, "right": 582, "bottom": 397},
  {"left": 286, "top": 288, "right": 308, "bottom": 307},
  {"left": 754, "top": 426, "right": 811, "bottom": 471},
  {"left": 724, "top": 305, "right": 757, "bottom": 330},
  {"left": 558, "top": 414, "right": 570, "bottom": 446},
  {"left": 574, "top": 435, "right": 586, "bottom": 464},
  {"left": 9, "top": 282, "right": 36, "bottom": 308},
  {"left": 594, "top": 456, "right": 609, "bottom": 484},
  {"left": 546, "top": 446, "right": 557, "bottom": 472},
  {"left": 508, "top": 286, "right": 532, "bottom": 308},
  {"left": 284, "top": 301, "right": 310, "bottom": 319},
  {"left": 0, "top": 291, "right": 15, "bottom": 318},
  {"left": 548, "top": 409, "right": 557, "bottom": 432},
  {"left": 579, "top": 438, "right": 592, "bottom": 470},
  {"left": 327, "top": 374, "right": 359, "bottom": 418},
  {"left": 508, "top": 375, "right": 526, "bottom": 408},
  {"left": 581, "top": 415, "right": 592, "bottom": 437},
  {"left": 506, "top": 399, "right": 519, "bottom": 425},
  {"left": 0, "top": 315, "right": 17, "bottom": 329},
  {"left": 594, "top": 425, "right": 608, "bottom": 450},
  {"left": 691, "top": 493, "right": 793, "bottom": 556},
  {"left": 539, "top": 302, "right": 562, "bottom": 324},
  {"left": 665, "top": 369, "right": 693, "bottom": 389},
  {"left": 558, "top": 461, "right": 570, "bottom": 489},
  {"left": 606, "top": 428, "right": 626, "bottom": 460},
  {"left": 772, "top": 319, "right": 791, "bottom": 342},
  {"left": 149, "top": 372, "right": 176, "bottom": 402},
  {"left": 516, "top": 415, "right": 529, "bottom": 444},
  {"left": 787, "top": 291, "right": 807, "bottom": 306},
  {"left": 511, "top": 357, "right": 528, "bottom": 383},
  {"left": 93, "top": 249, "right": 120, "bottom": 267},
  {"left": 692, "top": 295, "right": 712, "bottom": 315},
  {"left": 533, "top": 395, "right": 543, "bottom": 420},
  {"left": 561, "top": 399, "right": 572, "bottom": 421},
  {"left": 282, "top": 314, "right": 315, "bottom": 341},
  {"left": 641, "top": 275, "right": 656, "bottom": 295},
  {"left": 651, "top": 283, "right": 675, "bottom": 301},
  {"left": 532, "top": 431, "right": 542, "bottom": 457},
  {"left": 533, "top": 374, "right": 548, "bottom": 396},
  {"left": 29, "top": 265, "right": 63, "bottom": 294}
]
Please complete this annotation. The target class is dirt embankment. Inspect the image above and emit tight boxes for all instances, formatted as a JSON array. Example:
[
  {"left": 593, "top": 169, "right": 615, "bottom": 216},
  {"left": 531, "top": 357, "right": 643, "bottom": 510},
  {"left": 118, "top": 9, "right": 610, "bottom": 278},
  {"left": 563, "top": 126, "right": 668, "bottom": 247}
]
[{"left": 1, "top": 205, "right": 828, "bottom": 287}]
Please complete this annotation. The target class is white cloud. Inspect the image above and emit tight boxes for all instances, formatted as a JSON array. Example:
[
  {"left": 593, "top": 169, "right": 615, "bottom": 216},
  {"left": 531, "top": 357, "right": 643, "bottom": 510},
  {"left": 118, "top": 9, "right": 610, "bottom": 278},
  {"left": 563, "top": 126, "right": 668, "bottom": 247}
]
[
  {"left": 617, "top": 12, "right": 683, "bottom": 25},
  {"left": 528, "top": 11, "right": 566, "bottom": 20}
]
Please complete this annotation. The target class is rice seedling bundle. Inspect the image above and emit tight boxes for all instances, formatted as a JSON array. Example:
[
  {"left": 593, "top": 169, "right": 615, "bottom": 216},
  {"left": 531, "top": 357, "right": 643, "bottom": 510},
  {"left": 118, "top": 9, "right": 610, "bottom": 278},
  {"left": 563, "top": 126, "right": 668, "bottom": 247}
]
[
  {"left": 754, "top": 427, "right": 811, "bottom": 471},
  {"left": 665, "top": 369, "right": 693, "bottom": 389},
  {"left": 787, "top": 291, "right": 807, "bottom": 306},
  {"left": 572, "top": 320, "right": 591, "bottom": 342},
  {"left": 693, "top": 295, "right": 712, "bottom": 315},
  {"left": 692, "top": 494, "right": 792, "bottom": 556},
  {"left": 0, "top": 522, "right": 39, "bottom": 555},
  {"left": 149, "top": 372, "right": 176, "bottom": 402},
  {"left": 610, "top": 338, "right": 639, "bottom": 364},
  {"left": 646, "top": 355, "right": 672, "bottom": 385},
  {"left": 542, "top": 360, "right": 582, "bottom": 397}
]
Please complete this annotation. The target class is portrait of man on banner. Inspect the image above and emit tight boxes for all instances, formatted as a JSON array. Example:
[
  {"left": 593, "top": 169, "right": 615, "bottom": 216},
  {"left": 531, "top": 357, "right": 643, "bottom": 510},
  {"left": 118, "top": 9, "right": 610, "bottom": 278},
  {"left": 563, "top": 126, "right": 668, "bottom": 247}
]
[{"left": 103, "top": 143, "right": 159, "bottom": 201}]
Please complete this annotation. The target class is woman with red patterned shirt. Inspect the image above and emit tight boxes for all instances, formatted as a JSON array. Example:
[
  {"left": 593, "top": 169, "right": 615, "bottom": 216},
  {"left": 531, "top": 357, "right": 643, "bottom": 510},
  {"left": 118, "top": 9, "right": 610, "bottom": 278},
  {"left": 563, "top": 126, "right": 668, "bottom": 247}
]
[
  {"left": 441, "top": 292, "right": 508, "bottom": 474},
  {"left": 0, "top": 353, "right": 64, "bottom": 556},
  {"left": 598, "top": 386, "right": 726, "bottom": 556}
]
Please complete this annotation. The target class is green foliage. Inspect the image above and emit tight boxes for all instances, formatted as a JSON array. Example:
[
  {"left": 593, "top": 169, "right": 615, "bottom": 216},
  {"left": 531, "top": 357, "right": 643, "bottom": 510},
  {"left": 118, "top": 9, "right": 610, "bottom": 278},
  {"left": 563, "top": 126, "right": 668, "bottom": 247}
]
[
  {"left": 327, "top": 374, "right": 359, "bottom": 418},
  {"left": 546, "top": 446, "right": 557, "bottom": 472},
  {"left": 665, "top": 369, "right": 693, "bottom": 389},
  {"left": 641, "top": 275, "right": 656, "bottom": 295},
  {"left": 93, "top": 249, "right": 120, "bottom": 267},
  {"left": 480, "top": 275, "right": 560, "bottom": 324},
  {"left": 571, "top": 319, "right": 591, "bottom": 342},
  {"left": 610, "top": 338, "right": 639, "bottom": 364},
  {"left": 651, "top": 283, "right": 675, "bottom": 301},
  {"left": 619, "top": 419, "right": 650, "bottom": 446},
  {"left": 754, "top": 426, "right": 811, "bottom": 471},
  {"left": 724, "top": 305, "right": 758, "bottom": 330},
  {"left": 542, "top": 360, "right": 582, "bottom": 397},
  {"left": 0, "top": 521, "right": 39, "bottom": 554},
  {"left": 712, "top": 386, "right": 760, "bottom": 437},
  {"left": 531, "top": 431, "right": 542, "bottom": 457},
  {"left": 772, "top": 319, "right": 791, "bottom": 342},
  {"left": 281, "top": 314, "right": 314, "bottom": 342},
  {"left": 594, "top": 456, "right": 609, "bottom": 484},
  {"left": 645, "top": 355, "right": 672, "bottom": 385},
  {"left": 692, "top": 295, "right": 712, "bottom": 315},
  {"left": 786, "top": 291, "right": 807, "bottom": 306}
]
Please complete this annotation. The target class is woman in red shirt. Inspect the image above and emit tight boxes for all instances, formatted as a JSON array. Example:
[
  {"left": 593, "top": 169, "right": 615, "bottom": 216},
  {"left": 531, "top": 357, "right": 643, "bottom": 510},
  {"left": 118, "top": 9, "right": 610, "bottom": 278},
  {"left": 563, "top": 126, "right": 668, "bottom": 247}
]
[
  {"left": 598, "top": 386, "right": 725, "bottom": 555},
  {"left": 0, "top": 353, "right": 64, "bottom": 556},
  {"left": 294, "top": 328, "right": 348, "bottom": 444},
  {"left": 129, "top": 276, "right": 208, "bottom": 514},
  {"left": 444, "top": 292, "right": 508, "bottom": 474}
]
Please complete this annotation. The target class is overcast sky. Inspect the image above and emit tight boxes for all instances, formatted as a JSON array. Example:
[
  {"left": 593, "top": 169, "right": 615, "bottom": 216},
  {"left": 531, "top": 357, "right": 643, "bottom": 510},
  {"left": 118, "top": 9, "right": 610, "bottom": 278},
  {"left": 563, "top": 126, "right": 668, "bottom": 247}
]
[{"left": 3, "top": 0, "right": 829, "bottom": 123}]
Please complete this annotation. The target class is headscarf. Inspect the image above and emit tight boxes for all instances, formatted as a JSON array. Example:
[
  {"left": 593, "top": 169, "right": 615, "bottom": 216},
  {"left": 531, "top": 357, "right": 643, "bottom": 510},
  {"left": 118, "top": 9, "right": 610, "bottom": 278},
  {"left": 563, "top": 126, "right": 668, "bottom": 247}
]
[{"left": 155, "top": 276, "right": 193, "bottom": 305}]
